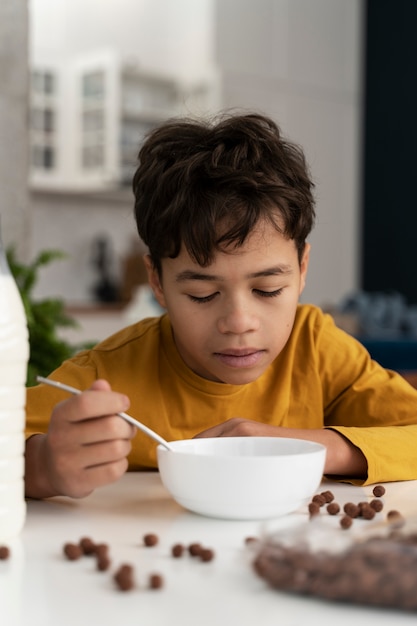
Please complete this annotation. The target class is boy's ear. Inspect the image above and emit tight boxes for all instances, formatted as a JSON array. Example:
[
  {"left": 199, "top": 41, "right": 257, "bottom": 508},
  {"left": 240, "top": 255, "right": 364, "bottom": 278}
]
[
  {"left": 143, "top": 254, "right": 167, "bottom": 308},
  {"left": 299, "top": 243, "right": 311, "bottom": 295}
]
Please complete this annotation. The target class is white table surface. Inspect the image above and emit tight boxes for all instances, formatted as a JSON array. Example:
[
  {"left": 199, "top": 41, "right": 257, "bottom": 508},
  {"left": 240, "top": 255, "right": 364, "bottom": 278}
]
[{"left": 2, "top": 472, "right": 417, "bottom": 626}]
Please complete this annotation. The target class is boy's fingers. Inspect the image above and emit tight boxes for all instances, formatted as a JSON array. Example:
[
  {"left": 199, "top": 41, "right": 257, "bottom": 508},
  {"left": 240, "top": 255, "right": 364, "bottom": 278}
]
[
  {"left": 55, "top": 388, "right": 130, "bottom": 424},
  {"left": 68, "top": 438, "right": 133, "bottom": 468},
  {"left": 76, "top": 415, "right": 136, "bottom": 445},
  {"left": 73, "top": 458, "right": 130, "bottom": 497},
  {"left": 89, "top": 379, "right": 112, "bottom": 392},
  {"left": 194, "top": 423, "right": 224, "bottom": 438}
]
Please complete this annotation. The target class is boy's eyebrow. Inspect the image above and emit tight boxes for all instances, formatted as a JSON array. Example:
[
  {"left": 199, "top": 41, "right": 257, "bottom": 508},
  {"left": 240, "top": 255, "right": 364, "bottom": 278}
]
[
  {"left": 175, "top": 265, "right": 293, "bottom": 282},
  {"left": 250, "top": 265, "right": 293, "bottom": 278}
]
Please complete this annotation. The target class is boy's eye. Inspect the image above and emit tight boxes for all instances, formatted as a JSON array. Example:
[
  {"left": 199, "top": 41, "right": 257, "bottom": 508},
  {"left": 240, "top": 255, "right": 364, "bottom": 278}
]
[
  {"left": 253, "top": 288, "right": 283, "bottom": 298},
  {"left": 188, "top": 293, "right": 218, "bottom": 303},
  {"left": 188, "top": 289, "right": 284, "bottom": 303}
]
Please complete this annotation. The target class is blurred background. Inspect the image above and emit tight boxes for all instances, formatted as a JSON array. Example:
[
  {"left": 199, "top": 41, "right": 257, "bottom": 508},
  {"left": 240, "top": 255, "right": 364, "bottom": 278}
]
[{"left": 2, "top": 0, "right": 417, "bottom": 355}]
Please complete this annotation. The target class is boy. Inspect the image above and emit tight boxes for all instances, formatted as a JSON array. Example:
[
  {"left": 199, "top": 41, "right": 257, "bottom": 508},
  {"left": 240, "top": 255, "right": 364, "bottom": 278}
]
[{"left": 25, "top": 113, "right": 417, "bottom": 499}]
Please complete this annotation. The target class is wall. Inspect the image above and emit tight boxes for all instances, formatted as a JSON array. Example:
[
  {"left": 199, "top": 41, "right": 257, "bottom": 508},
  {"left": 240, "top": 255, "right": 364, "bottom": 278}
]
[
  {"left": 216, "top": 0, "right": 364, "bottom": 306},
  {"left": 0, "top": 0, "right": 30, "bottom": 259}
]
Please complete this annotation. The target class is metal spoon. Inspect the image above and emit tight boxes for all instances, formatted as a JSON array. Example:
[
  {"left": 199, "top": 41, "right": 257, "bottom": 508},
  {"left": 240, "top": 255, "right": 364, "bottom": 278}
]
[{"left": 36, "top": 375, "right": 173, "bottom": 451}]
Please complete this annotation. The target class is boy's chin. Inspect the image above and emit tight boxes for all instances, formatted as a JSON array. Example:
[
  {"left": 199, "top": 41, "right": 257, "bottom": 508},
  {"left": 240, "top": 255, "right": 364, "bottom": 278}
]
[{"left": 216, "top": 368, "right": 266, "bottom": 386}]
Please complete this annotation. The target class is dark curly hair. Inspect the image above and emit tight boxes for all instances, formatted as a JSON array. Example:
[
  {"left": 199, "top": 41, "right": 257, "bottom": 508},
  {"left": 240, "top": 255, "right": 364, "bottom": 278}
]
[{"left": 132, "top": 112, "right": 315, "bottom": 275}]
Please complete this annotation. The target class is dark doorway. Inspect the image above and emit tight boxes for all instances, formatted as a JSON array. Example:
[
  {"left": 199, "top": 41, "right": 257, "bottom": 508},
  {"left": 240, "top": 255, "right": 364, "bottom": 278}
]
[{"left": 362, "top": 1, "right": 417, "bottom": 303}]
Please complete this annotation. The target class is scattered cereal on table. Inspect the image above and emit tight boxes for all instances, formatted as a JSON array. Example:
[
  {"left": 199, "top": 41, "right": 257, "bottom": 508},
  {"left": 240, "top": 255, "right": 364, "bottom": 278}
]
[
  {"left": 386, "top": 510, "right": 405, "bottom": 528},
  {"left": 343, "top": 502, "right": 360, "bottom": 518},
  {"left": 114, "top": 564, "right": 135, "bottom": 591},
  {"left": 171, "top": 543, "right": 185, "bottom": 558},
  {"left": 0, "top": 546, "right": 10, "bottom": 560},
  {"left": 63, "top": 542, "right": 83, "bottom": 560},
  {"left": 79, "top": 537, "right": 96, "bottom": 555},
  {"left": 326, "top": 502, "right": 340, "bottom": 516},
  {"left": 321, "top": 490, "right": 335, "bottom": 503},
  {"left": 244, "top": 536, "right": 258, "bottom": 545},
  {"left": 200, "top": 548, "right": 215, "bottom": 562},
  {"left": 96, "top": 555, "right": 111, "bottom": 571},
  {"left": 149, "top": 573, "right": 164, "bottom": 589},
  {"left": 143, "top": 533, "right": 159, "bottom": 547},
  {"left": 94, "top": 543, "right": 109, "bottom": 558},
  {"left": 359, "top": 504, "right": 376, "bottom": 520},
  {"left": 369, "top": 498, "right": 384, "bottom": 512},
  {"left": 340, "top": 515, "right": 353, "bottom": 529},
  {"left": 308, "top": 502, "right": 320, "bottom": 518},
  {"left": 372, "top": 485, "right": 386, "bottom": 497},
  {"left": 188, "top": 542, "right": 203, "bottom": 556},
  {"left": 312, "top": 494, "right": 326, "bottom": 507}
]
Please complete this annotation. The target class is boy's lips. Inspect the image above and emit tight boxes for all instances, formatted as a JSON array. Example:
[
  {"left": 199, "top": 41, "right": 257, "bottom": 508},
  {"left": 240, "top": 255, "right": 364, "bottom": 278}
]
[{"left": 214, "top": 349, "right": 265, "bottom": 369}]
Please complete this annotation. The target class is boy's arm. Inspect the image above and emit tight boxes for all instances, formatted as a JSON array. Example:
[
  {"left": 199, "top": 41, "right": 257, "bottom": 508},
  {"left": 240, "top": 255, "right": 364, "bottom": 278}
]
[
  {"left": 25, "top": 433, "right": 59, "bottom": 499},
  {"left": 25, "top": 380, "right": 135, "bottom": 499},
  {"left": 194, "top": 418, "right": 367, "bottom": 479}
]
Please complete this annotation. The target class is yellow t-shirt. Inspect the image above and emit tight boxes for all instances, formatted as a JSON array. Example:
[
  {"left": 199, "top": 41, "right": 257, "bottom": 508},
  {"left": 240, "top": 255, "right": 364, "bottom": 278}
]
[{"left": 25, "top": 304, "right": 417, "bottom": 484}]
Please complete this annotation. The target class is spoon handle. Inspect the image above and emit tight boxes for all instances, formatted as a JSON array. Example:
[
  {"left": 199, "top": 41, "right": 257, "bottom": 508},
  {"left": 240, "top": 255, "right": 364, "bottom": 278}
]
[{"left": 36, "top": 376, "right": 173, "bottom": 451}]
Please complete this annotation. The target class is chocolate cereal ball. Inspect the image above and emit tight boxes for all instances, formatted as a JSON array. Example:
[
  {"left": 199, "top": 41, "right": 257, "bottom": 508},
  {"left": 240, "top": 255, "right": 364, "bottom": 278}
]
[
  {"left": 171, "top": 543, "right": 185, "bottom": 558},
  {"left": 0, "top": 546, "right": 10, "bottom": 560},
  {"left": 149, "top": 573, "right": 164, "bottom": 589},
  {"left": 63, "top": 543, "right": 83, "bottom": 560},
  {"left": 188, "top": 543, "right": 203, "bottom": 556},
  {"left": 321, "top": 490, "right": 335, "bottom": 503},
  {"left": 96, "top": 556, "right": 111, "bottom": 571},
  {"left": 386, "top": 510, "right": 405, "bottom": 528},
  {"left": 245, "top": 536, "right": 259, "bottom": 545},
  {"left": 312, "top": 494, "right": 326, "bottom": 507},
  {"left": 200, "top": 548, "right": 215, "bottom": 562},
  {"left": 370, "top": 498, "right": 384, "bottom": 512},
  {"left": 308, "top": 502, "right": 320, "bottom": 518},
  {"left": 343, "top": 502, "right": 360, "bottom": 518},
  {"left": 79, "top": 537, "right": 96, "bottom": 555},
  {"left": 340, "top": 515, "right": 353, "bottom": 529},
  {"left": 360, "top": 504, "right": 376, "bottom": 520},
  {"left": 94, "top": 543, "right": 109, "bottom": 558},
  {"left": 372, "top": 485, "right": 386, "bottom": 497},
  {"left": 114, "top": 564, "right": 135, "bottom": 591},
  {"left": 143, "top": 533, "right": 159, "bottom": 547},
  {"left": 326, "top": 502, "right": 340, "bottom": 516}
]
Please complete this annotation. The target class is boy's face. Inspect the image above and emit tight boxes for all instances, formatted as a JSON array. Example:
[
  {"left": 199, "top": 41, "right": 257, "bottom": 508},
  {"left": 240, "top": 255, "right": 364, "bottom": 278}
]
[{"left": 145, "top": 218, "right": 310, "bottom": 385}]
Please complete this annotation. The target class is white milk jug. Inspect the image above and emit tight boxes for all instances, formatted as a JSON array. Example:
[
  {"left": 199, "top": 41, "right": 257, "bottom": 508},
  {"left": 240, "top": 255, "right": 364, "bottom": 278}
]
[{"left": 0, "top": 219, "right": 29, "bottom": 540}]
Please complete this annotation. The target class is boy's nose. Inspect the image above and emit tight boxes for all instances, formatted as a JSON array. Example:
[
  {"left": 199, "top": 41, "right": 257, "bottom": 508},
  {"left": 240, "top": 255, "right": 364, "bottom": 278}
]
[{"left": 217, "top": 304, "right": 259, "bottom": 335}]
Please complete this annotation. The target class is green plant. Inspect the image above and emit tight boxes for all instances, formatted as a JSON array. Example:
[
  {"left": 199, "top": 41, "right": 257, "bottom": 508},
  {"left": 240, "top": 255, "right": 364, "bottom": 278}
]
[{"left": 7, "top": 247, "right": 93, "bottom": 386}]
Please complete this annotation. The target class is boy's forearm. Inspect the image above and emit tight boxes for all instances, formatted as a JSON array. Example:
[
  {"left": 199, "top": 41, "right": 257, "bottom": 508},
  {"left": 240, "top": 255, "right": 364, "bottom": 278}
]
[
  {"left": 325, "top": 429, "right": 368, "bottom": 478},
  {"left": 25, "top": 434, "right": 59, "bottom": 500},
  {"left": 281, "top": 427, "right": 367, "bottom": 478}
]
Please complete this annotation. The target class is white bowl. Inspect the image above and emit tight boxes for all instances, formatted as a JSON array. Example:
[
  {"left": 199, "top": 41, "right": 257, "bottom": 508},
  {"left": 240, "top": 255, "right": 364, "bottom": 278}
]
[{"left": 157, "top": 437, "right": 326, "bottom": 520}]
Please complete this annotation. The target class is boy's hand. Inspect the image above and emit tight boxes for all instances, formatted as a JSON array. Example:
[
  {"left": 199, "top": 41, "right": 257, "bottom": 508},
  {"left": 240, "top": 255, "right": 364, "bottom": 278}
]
[
  {"left": 194, "top": 417, "right": 368, "bottom": 478},
  {"left": 194, "top": 417, "right": 276, "bottom": 439},
  {"left": 25, "top": 380, "right": 136, "bottom": 499}
]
